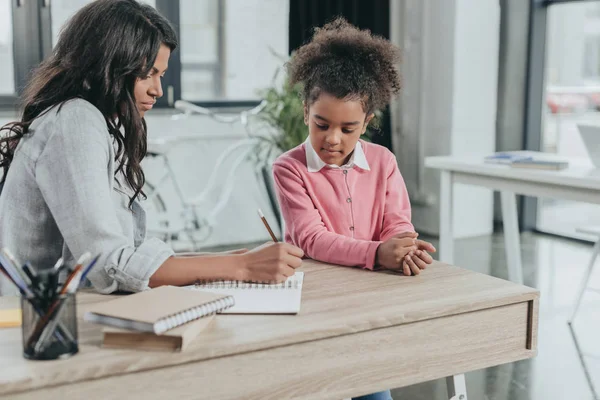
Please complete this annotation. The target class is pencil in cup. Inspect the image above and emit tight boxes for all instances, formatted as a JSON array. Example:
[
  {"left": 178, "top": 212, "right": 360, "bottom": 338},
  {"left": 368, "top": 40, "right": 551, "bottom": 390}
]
[
  {"left": 21, "top": 293, "right": 78, "bottom": 360},
  {"left": 0, "top": 258, "right": 72, "bottom": 344},
  {"left": 25, "top": 264, "right": 82, "bottom": 346},
  {"left": 32, "top": 257, "right": 92, "bottom": 353},
  {"left": 24, "top": 253, "right": 94, "bottom": 359},
  {"left": 257, "top": 208, "right": 278, "bottom": 242},
  {"left": 32, "top": 293, "right": 77, "bottom": 355}
]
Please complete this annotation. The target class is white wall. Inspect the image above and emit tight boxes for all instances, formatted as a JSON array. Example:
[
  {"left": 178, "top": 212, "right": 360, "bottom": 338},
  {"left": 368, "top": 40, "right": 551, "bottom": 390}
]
[
  {"left": 392, "top": 0, "right": 499, "bottom": 238},
  {"left": 224, "top": 0, "right": 289, "bottom": 99}
]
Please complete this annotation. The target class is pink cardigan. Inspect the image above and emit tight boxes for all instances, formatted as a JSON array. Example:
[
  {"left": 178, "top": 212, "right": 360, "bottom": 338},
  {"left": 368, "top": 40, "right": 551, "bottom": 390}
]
[{"left": 272, "top": 140, "right": 414, "bottom": 270}]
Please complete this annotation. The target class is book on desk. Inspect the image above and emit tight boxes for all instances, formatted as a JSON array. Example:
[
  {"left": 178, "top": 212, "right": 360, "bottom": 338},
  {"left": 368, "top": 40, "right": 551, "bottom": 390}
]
[
  {"left": 102, "top": 314, "right": 216, "bottom": 352},
  {"left": 509, "top": 158, "right": 569, "bottom": 170},
  {"left": 485, "top": 151, "right": 569, "bottom": 170},
  {"left": 0, "top": 309, "right": 21, "bottom": 328},
  {"left": 84, "top": 285, "right": 234, "bottom": 351},
  {"left": 84, "top": 274, "right": 305, "bottom": 351}
]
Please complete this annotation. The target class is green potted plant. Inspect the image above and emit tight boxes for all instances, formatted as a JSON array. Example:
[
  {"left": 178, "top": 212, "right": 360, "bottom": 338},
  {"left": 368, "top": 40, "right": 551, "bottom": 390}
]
[{"left": 252, "top": 78, "right": 306, "bottom": 165}]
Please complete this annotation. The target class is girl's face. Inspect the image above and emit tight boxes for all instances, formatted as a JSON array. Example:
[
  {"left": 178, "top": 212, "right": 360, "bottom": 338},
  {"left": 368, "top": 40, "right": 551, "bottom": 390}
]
[
  {"left": 304, "top": 92, "right": 373, "bottom": 166},
  {"left": 133, "top": 44, "right": 170, "bottom": 117}
]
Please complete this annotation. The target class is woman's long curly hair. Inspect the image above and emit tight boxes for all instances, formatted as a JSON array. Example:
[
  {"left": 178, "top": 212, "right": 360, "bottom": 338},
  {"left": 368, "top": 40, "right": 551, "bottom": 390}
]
[{"left": 0, "top": 0, "right": 177, "bottom": 206}]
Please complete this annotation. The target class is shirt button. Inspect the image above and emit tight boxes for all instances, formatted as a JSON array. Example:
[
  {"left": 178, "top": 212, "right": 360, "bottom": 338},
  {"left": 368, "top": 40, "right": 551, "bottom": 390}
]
[
  {"left": 349, "top": 226, "right": 354, "bottom": 231},
  {"left": 346, "top": 197, "right": 352, "bottom": 203},
  {"left": 343, "top": 170, "right": 348, "bottom": 175},
  {"left": 108, "top": 268, "right": 116, "bottom": 277}
]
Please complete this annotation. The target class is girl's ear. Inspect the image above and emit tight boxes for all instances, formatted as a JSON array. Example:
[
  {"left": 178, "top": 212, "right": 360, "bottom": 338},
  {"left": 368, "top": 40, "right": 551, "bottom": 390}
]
[
  {"left": 362, "top": 113, "right": 375, "bottom": 134},
  {"left": 303, "top": 101, "right": 309, "bottom": 125}
]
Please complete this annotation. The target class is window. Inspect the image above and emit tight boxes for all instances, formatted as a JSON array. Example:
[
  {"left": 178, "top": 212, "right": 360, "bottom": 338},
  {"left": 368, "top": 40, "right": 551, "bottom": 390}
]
[
  {"left": 536, "top": 0, "right": 600, "bottom": 239},
  {"left": 582, "top": 4, "right": 600, "bottom": 81},
  {"left": 0, "top": 1, "right": 15, "bottom": 95},
  {"left": 51, "top": 0, "right": 157, "bottom": 46},
  {"left": 179, "top": 0, "right": 289, "bottom": 102},
  {"left": 0, "top": 0, "right": 288, "bottom": 110},
  {"left": 179, "top": 0, "right": 220, "bottom": 101}
]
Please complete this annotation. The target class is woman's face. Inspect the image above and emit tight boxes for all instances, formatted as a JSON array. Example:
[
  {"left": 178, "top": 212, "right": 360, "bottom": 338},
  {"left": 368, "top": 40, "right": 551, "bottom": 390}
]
[{"left": 133, "top": 44, "right": 170, "bottom": 117}]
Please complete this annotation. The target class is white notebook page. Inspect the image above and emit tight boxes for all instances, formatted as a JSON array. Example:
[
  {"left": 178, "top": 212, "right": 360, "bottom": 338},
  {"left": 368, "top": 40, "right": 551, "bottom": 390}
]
[{"left": 185, "top": 272, "right": 304, "bottom": 314}]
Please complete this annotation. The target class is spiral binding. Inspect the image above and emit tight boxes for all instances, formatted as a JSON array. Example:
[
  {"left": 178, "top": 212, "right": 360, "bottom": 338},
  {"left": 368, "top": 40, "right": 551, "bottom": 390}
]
[
  {"left": 193, "top": 276, "right": 302, "bottom": 290},
  {"left": 154, "top": 296, "right": 235, "bottom": 334}
]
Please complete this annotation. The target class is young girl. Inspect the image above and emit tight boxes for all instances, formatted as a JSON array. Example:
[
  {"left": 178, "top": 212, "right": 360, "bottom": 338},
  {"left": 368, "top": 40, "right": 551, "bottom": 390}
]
[
  {"left": 273, "top": 18, "right": 435, "bottom": 400},
  {"left": 273, "top": 19, "right": 435, "bottom": 279},
  {"left": 0, "top": 0, "right": 303, "bottom": 295}
]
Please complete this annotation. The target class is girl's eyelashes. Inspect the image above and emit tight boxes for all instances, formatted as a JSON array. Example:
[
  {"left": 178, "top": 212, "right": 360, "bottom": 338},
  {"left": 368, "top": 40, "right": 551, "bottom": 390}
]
[
  {"left": 313, "top": 121, "right": 356, "bottom": 134},
  {"left": 314, "top": 123, "right": 355, "bottom": 133}
]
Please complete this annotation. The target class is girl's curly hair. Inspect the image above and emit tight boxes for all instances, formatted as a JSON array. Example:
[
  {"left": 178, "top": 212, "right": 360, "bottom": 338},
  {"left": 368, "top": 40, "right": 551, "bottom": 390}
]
[{"left": 287, "top": 17, "right": 401, "bottom": 114}]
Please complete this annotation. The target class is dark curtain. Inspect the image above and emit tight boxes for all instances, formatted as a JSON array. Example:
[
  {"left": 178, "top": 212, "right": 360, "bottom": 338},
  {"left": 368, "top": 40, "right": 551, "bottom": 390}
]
[{"left": 288, "top": 0, "right": 392, "bottom": 150}]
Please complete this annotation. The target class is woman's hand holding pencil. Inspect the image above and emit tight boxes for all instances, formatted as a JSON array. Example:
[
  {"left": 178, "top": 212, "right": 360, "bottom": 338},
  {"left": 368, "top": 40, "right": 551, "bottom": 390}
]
[
  {"left": 226, "top": 209, "right": 304, "bottom": 284},
  {"left": 237, "top": 242, "right": 304, "bottom": 284}
]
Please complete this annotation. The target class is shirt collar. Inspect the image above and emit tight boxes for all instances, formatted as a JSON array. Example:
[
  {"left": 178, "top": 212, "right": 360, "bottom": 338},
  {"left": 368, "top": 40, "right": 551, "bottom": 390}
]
[{"left": 304, "top": 137, "right": 370, "bottom": 172}]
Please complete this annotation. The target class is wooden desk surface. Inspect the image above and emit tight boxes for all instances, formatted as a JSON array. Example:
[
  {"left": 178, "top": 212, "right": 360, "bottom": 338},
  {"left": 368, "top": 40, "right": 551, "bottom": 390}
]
[{"left": 0, "top": 260, "right": 539, "bottom": 399}]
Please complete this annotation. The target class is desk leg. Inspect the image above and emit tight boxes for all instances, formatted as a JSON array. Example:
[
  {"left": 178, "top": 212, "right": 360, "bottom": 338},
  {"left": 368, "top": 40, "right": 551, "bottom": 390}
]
[
  {"left": 440, "top": 172, "right": 467, "bottom": 399},
  {"left": 446, "top": 374, "right": 468, "bottom": 400},
  {"left": 440, "top": 170, "right": 454, "bottom": 264},
  {"left": 500, "top": 191, "right": 524, "bottom": 284}
]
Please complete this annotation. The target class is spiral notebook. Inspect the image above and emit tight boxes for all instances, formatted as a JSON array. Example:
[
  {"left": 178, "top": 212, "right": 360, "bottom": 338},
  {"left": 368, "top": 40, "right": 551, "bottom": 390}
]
[
  {"left": 84, "top": 286, "right": 234, "bottom": 334},
  {"left": 186, "top": 272, "right": 304, "bottom": 314}
]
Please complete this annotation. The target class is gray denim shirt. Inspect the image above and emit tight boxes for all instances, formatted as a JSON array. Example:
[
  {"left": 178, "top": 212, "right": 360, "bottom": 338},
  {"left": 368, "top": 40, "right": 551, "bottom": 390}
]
[{"left": 0, "top": 99, "right": 174, "bottom": 294}]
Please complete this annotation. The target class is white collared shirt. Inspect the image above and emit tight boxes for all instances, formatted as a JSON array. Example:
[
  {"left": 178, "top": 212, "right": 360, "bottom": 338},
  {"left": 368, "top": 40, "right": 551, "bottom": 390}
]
[{"left": 304, "top": 137, "right": 370, "bottom": 172}]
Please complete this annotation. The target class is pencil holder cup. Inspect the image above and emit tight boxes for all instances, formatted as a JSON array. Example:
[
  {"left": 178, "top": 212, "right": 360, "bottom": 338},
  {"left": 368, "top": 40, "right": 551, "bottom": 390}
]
[{"left": 21, "top": 292, "right": 79, "bottom": 360}]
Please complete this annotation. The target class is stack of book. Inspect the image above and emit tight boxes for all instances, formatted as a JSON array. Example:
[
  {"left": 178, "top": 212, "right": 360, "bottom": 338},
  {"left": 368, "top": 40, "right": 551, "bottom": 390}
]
[{"left": 84, "top": 286, "right": 234, "bottom": 352}]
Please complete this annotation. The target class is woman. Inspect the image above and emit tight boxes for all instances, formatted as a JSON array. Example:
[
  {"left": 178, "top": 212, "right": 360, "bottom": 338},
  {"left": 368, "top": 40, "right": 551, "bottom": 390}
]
[{"left": 0, "top": 0, "right": 303, "bottom": 295}]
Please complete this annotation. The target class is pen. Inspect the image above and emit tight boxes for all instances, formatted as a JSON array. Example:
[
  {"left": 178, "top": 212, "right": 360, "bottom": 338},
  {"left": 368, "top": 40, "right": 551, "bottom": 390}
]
[
  {"left": 79, "top": 253, "right": 100, "bottom": 287},
  {"left": 0, "top": 254, "right": 34, "bottom": 298},
  {"left": 22, "top": 263, "right": 41, "bottom": 289},
  {"left": 44, "top": 257, "right": 64, "bottom": 301},
  {"left": 257, "top": 208, "right": 278, "bottom": 242},
  {"left": 1, "top": 248, "right": 30, "bottom": 285}
]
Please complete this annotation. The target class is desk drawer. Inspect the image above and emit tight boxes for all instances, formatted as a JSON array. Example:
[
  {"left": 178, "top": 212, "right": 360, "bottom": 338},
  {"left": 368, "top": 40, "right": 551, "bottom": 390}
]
[{"left": 7, "top": 299, "right": 538, "bottom": 400}]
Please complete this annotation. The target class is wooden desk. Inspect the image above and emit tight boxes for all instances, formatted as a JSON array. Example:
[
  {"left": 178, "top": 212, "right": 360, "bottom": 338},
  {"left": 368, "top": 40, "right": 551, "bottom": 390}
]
[{"left": 0, "top": 260, "right": 539, "bottom": 400}]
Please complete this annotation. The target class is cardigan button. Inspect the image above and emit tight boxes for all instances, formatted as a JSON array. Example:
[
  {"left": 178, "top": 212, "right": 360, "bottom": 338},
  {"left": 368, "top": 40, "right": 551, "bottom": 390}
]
[
  {"left": 343, "top": 170, "right": 348, "bottom": 175},
  {"left": 346, "top": 197, "right": 352, "bottom": 203},
  {"left": 349, "top": 226, "right": 354, "bottom": 231}
]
